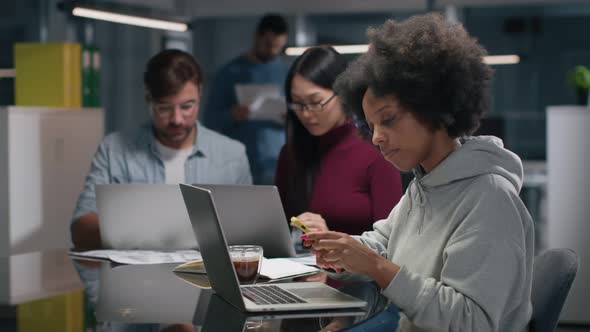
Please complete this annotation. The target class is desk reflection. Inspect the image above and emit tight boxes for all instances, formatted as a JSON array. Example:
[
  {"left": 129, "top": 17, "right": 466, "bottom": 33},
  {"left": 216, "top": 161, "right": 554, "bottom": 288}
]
[{"left": 72, "top": 257, "right": 380, "bottom": 332}]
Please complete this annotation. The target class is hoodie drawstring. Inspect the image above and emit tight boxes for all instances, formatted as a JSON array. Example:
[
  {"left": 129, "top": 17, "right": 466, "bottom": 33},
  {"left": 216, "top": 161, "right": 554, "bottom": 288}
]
[
  {"left": 406, "top": 179, "right": 415, "bottom": 217},
  {"left": 407, "top": 179, "right": 427, "bottom": 234}
]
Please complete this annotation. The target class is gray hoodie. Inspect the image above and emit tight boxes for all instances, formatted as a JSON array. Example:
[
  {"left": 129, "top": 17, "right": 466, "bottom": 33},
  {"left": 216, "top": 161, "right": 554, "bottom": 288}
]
[{"left": 357, "top": 136, "right": 534, "bottom": 332}]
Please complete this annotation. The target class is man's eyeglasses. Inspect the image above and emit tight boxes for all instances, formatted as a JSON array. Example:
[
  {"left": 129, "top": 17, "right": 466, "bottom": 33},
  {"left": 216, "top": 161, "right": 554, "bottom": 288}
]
[
  {"left": 151, "top": 101, "right": 198, "bottom": 118},
  {"left": 288, "top": 94, "right": 337, "bottom": 113}
]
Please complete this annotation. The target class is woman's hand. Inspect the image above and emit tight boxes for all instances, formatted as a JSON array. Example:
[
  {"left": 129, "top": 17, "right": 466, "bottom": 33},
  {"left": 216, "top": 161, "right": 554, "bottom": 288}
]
[
  {"left": 303, "top": 231, "right": 400, "bottom": 289},
  {"left": 293, "top": 212, "right": 329, "bottom": 232},
  {"left": 303, "top": 231, "right": 377, "bottom": 274}
]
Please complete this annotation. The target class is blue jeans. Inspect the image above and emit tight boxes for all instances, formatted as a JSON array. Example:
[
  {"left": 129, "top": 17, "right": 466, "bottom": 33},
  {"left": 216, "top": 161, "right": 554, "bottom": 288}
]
[
  {"left": 337, "top": 282, "right": 400, "bottom": 331},
  {"left": 345, "top": 304, "right": 400, "bottom": 331}
]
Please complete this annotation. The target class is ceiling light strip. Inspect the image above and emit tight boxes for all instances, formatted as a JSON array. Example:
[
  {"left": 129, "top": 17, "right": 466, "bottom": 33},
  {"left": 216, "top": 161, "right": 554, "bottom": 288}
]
[
  {"left": 286, "top": 45, "right": 520, "bottom": 65},
  {"left": 72, "top": 7, "right": 188, "bottom": 32},
  {"left": 286, "top": 45, "right": 369, "bottom": 56},
  {"left": 483, "top": 54, "right": 520, "bottom": 65}
]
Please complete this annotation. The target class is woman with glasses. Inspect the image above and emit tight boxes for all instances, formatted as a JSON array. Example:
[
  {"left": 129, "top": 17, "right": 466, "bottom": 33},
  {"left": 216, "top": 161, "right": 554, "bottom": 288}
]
[{"left": 274, "top": 46, "right": 402, "bottom": 237}]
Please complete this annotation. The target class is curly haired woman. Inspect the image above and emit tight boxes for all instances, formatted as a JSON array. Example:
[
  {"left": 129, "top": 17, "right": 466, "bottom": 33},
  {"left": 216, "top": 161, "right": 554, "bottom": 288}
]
[{"left": 304, "top": 14, "right": 534, "bottom": 332}]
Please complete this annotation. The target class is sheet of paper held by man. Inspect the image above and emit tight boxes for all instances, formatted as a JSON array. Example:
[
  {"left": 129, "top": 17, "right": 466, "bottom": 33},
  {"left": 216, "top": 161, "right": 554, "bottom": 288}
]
[{"left": 235, "top": 83, "right": 286, "bottom": 124}]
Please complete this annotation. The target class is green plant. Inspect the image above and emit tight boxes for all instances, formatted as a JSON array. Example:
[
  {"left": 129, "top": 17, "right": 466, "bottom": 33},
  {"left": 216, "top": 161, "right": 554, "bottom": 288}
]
[
  {"left": 572, "top": 65, "right": 590, "bottom": 89},
  {"left": 570, "top": 65, "right": 590, "bottom": 105}
]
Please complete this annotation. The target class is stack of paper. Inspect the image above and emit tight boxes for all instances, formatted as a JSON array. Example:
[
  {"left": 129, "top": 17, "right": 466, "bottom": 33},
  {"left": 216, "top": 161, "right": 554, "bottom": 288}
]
[
  {"left": 287, "top": 255, "right": 317, "bottom": 266},
  {"left": 174, "top": 257, "right": 318, "bottom": 280},
  {"left": 174, "top": 259, "right": 206, "bottom": 273},
  {"left": 174, "top": 272, "right": 211, "bottom": 289},
  {"left": 69, "top": 250, "right": 319, "bottom": 280},
  {"left": 259, "top": 258, "right": 318, "bottom": 280},
  {"left": 68, "top": 249, "right": 202, "bottom": 265}
]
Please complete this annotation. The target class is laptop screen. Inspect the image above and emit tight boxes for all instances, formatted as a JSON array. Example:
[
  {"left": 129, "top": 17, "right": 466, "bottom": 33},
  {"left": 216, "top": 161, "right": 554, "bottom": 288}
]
[{"left": 179, "top": 184, "right": 246, "bottom": 310}]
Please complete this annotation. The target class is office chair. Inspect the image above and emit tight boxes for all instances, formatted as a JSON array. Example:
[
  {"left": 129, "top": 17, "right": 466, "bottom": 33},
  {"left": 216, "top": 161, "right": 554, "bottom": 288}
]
[{"left": 529, "top": 248, "right": 578, "bottom": 332}]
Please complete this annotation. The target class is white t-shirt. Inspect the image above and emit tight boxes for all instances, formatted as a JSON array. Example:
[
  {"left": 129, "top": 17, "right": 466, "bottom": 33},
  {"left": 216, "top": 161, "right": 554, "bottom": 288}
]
[{"left": 154, "top": 140, "right": 194, "bottom": 184}]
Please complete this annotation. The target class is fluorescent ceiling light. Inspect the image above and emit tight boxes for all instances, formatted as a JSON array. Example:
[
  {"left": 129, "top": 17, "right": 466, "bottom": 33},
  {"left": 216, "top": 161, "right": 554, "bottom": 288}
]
[
  {"left": 286, "top": 44, "right": 520, "bottom": 65},
  {"left": 483, "top": 54, "right": 520, "bottom": 65},
  {"left": 286, "top": 44, "right": 369, "bottom": 56},
  {"left": 72, "top": 7, "right": 188, "bottom": 32}
]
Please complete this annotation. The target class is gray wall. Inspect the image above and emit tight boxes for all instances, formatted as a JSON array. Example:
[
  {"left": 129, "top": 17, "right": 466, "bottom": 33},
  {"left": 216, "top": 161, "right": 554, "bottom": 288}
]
[
  {"left": 191, "top": 16, "right": 260, "bottom": 111},
  {"left": 0, "top": 0, "right": 41, "bottom": 106},
  {"left": 92, "top": 21, "right": 163, "bottom": 133},
  {"left": 465, "top": 5, "right": 590, "bottom": 159}
]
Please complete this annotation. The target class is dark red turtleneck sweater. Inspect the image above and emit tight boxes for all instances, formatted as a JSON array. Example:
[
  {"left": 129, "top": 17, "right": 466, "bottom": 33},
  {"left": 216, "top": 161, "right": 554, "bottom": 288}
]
[{"left": 275, "top": 123, "right": 403, "bottom": 235}]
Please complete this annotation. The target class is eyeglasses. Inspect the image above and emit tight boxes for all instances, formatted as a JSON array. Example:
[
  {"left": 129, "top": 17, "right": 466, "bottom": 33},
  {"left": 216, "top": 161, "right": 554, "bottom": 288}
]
[
  {"left": 151, "top": 100, "right": 198, "bottom": 118},
  {"left": 288, "top": 94, "right": 337, "bottom": 113}
]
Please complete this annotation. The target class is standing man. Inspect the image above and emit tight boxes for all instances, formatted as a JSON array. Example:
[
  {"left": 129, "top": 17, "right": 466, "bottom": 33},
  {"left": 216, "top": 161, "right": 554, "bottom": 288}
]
[
  {"left": 71, "top": 49, "right": 252, "bottom": 249},
  {"left": 202, "top": 14, "right": 290, "bottom": 184}
]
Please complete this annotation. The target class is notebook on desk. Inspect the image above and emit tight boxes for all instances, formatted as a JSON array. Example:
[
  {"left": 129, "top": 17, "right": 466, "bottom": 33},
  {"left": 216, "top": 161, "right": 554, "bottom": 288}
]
[
  {"left": 179, "top": 183, "right": 367, "bottom": 312},
  {"left": 174, "top": 257, "right": 319, "bottom": 280}
]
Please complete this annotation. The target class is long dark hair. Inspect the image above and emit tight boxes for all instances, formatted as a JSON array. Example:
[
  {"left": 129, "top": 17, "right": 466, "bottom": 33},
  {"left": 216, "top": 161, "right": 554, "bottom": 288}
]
[{"left": 283, "top": 46, "right": 348, "bottom": 217}]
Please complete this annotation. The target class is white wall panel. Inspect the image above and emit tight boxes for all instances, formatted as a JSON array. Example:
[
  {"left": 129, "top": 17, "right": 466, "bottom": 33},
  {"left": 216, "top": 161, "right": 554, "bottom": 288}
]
[{"left": 0, "top": 107, "right": 104, "bottom": 256}]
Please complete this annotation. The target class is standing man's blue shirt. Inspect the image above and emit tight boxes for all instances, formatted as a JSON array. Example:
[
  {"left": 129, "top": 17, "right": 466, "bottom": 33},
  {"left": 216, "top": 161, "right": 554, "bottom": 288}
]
[
  {"left": 202, "top": 55, "right": 289, "bottom": 184},
  {"left": 72, "top": 121, "right": 252, "bottom": 223}
]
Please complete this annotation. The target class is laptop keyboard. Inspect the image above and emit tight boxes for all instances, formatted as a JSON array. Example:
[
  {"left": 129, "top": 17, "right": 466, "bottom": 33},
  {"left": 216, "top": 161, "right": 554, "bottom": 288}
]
[{"left": 241, "top": 285, "right": 307, "bottom": 305}]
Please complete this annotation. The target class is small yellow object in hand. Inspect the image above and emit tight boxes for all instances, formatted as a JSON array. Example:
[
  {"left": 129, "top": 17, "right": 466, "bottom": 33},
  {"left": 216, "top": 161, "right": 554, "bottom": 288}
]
[{"left": 290, "top": 216, "right": 312, "bottom": 234}]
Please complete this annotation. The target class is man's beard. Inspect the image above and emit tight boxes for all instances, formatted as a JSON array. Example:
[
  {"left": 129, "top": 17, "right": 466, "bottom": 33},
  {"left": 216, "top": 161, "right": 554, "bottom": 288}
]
[{"left": 162, "top": 124, "right": 192, "bottom": 142}]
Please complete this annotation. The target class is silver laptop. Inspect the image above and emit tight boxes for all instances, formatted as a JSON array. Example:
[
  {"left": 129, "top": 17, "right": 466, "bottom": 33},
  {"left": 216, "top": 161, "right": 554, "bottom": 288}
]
[
  {"left": 198, "top": 184, "right": 295, "bottom": 257},
  {"left": 179, "top": 183, "right": 367, "bottom": 312},
  {"left": 96, "top": 184, "right": 295, "bottom": 257}
]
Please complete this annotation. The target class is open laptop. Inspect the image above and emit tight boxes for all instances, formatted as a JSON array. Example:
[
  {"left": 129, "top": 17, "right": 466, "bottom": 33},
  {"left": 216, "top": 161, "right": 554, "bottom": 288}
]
[
  {"left": 179, "top": 183, "right": 367, "bottom": 312},
  {"left": 96, "top": 184, "right": 295, "bottom": 257}
]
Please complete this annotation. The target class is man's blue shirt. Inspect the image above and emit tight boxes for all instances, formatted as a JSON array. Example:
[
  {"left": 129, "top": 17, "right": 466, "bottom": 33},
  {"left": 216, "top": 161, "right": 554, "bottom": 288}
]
[
  {"left": 72, "top": 121, "right": 252, "bottom": 222},
  {"left": 202, "top": 55, "right": 289, "bottom": 184}
]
